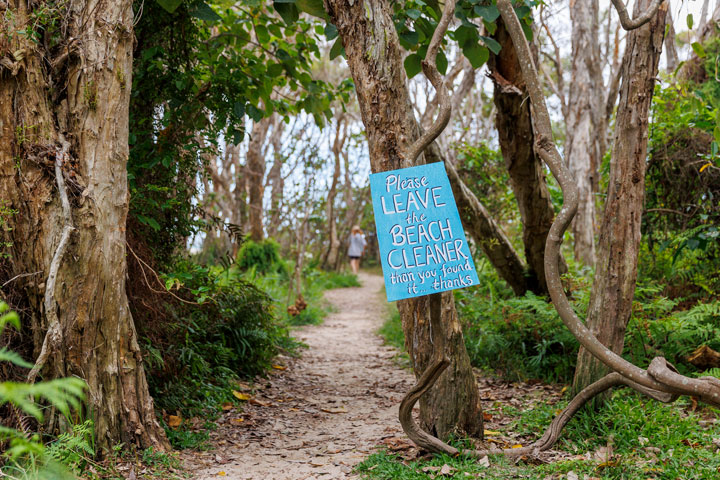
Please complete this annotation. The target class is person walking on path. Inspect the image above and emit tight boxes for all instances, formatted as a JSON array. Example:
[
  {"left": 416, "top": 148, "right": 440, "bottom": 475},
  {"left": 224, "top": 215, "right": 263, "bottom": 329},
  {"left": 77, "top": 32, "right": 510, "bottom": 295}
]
[{"left": 348, "top": 225, "right": 367, "bottom": 274}]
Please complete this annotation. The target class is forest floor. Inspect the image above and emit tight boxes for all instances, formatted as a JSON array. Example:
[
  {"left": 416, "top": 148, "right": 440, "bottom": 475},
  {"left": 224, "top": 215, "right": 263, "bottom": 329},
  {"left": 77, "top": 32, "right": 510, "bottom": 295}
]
[{"left": 184, "top": 272, "right": 416, "bottom": 479}]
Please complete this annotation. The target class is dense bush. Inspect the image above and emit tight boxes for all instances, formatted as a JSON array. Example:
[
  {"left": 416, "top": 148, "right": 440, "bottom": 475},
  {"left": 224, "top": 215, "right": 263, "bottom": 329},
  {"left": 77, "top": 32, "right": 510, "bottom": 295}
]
[
  {"left": 142, "top": 260, "right": 288, "bottom": 420},
  {"left": 237, "top": 239, "right": 285, "bottom": 274}
]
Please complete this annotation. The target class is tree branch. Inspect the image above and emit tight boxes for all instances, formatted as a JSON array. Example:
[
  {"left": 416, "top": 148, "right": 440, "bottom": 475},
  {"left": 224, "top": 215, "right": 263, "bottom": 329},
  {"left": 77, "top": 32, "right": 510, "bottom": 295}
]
[
  {"left": 28, "top": 136, "right": 74, "bottom": 383},
  {"left": 610, "top": 0, "right": 664, "bottom": 30},
  {"left": 403, "top": 0, "right": 455, "bottom": 166}
]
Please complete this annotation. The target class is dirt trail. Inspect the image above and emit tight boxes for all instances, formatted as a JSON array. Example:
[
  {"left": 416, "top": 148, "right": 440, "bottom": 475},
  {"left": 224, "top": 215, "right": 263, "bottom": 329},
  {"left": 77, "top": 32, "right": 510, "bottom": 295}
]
[{"left": 188, "top": 272, "right": 415, "bottom": 479}]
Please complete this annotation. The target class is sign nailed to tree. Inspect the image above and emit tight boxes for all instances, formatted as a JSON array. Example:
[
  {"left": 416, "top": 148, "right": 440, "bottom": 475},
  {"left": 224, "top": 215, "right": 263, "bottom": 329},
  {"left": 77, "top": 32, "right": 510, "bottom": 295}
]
[{"left": 370, "top": 162, "right": 480, "bottom": 302}]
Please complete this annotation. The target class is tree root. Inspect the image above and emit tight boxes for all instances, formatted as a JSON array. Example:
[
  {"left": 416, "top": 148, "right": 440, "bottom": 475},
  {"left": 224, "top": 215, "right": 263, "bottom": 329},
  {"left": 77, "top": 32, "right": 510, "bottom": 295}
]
[
  {"left": 399, "top": 362, "right": 681, "bottom": 459},
  {"left": 397, "top": 0, "right": 720, "bottom": 461}
]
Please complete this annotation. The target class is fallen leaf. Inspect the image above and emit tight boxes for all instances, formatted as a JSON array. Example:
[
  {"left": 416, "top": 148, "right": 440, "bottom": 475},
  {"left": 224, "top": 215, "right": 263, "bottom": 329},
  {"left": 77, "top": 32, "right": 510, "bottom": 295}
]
[
  {"left": 478, "top": 455, "right": 490, "bottom": 467},
  {"left": 511, "top": 444, "right": 523, "bottom": 449},
  {"left": 221, "top": 403, "right": 233, "bottom": 411},
  {"left": 249, "top": 398, "right": 270, "bottom": 407},
  {"left": 232, "top": 391, "right": 251, "bottom": 401},
  {"left": 439, "top": 464, "right": 455, "bottom": 475},
  {"left": 321, "top": 407, "right": 347, "bottom": 414},
  {"left": 167, "top": 415, "right": 182, "bottom": 428},
  {"left": 272, "top": 364, "right": 287, "bottom": 370},
  {"left": 232, "top": 418, "right": 244, "bottom": 424},
  {"left": 482, "top": 412, "right": 493, "bottom": 421},
  {"left": 217, "top": 472, "right": 226, "bottom": 477},
  {"left": 483, "top": 430, "right": 501, "bottom": 435},
  {"left": 567, "top": 471, "right": 579, "bottom": 480}
]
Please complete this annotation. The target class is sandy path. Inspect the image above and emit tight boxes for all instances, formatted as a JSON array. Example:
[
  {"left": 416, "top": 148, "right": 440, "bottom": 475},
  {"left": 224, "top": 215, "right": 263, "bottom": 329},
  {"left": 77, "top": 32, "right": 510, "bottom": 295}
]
[{"left": 188, "top": 272, "right": 414, "bottom": 480}]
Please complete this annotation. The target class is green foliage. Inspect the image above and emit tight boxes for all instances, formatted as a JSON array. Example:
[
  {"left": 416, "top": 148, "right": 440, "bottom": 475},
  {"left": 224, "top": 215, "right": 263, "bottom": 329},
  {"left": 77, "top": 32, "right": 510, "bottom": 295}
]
[
  {"left": 0, "top": 302, "right": 86, "bottom": 479},
  {"left": 45, "top": 420, "right": 95, "bottom": 474},
  {"left": 130, "top": 0, "right": 344, "bottom": 262},
  {"left": 144, "top": 260, "right": 285, "bottom": 424},
  {"left": 358, "top": 391, "right": 720, "bottom": 479},
  {"left": 237, "top": 239, "right": 284, "bottom": 274},
  {"left": 389, "top": 0, "right": 536, "bottom": 77}
]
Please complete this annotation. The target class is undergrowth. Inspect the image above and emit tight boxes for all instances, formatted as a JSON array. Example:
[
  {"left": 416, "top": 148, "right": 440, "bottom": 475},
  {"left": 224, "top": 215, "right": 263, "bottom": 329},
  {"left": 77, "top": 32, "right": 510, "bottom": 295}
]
[{"left": 357, "top": 390, "right": 720, "bottom": 479}]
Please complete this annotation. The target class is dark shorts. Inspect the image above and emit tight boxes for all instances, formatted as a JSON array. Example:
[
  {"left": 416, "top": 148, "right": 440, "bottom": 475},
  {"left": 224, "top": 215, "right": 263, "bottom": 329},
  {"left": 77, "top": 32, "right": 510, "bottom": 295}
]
[{"left": 349, "top": 255, "right": 360, "bottom": 260}]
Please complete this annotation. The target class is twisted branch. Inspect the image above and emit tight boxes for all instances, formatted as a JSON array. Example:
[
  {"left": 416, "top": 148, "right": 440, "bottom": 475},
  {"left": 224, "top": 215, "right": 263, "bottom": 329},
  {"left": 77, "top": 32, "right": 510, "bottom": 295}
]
[
  {"left": 610, "top": 0, "right": 664, "bottom": 30},
  {"left": 28, "top": 137, "right": 74, "bottom": 383},
  {"left": 403, "top": 0, "right": 455, "bottom": 166},
  {"left": 398, "top": 0, "right": 720, "bottom": 459}
]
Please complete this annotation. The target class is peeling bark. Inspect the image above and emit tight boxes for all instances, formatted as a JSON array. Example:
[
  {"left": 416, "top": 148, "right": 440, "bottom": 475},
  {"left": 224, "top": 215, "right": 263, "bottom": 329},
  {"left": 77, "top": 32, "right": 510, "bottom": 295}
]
[
  {"left": 573, "top": 0, "right": 667, "bottom": 394},
  {"left": 489, "top": 20, "right": 566, "bottom": 293},
  {"left": 0, "top": 0, "right": 167, "bottom": 450},
  {"left": 566, "top": 0, "right": 601, "bottom": 266}
]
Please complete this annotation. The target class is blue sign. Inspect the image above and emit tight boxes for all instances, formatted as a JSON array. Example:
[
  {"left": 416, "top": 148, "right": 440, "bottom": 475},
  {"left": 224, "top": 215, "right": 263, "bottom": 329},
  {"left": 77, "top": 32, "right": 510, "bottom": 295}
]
[{"left": 370, "top": 162, "right": 479, "bottom": 302}]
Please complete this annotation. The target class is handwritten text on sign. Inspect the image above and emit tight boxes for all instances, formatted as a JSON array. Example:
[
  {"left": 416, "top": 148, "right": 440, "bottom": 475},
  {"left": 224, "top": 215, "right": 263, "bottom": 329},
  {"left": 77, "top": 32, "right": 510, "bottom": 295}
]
[{"left": 370, "top": 162, "right": 479, "bottom": 302}]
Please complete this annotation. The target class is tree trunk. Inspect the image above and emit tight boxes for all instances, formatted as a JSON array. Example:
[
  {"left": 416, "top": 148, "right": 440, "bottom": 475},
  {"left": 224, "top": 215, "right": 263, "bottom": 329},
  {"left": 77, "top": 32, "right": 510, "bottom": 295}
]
[
  {"left": 440, "top": 153, "right": 530, "bottom": 296},
  {"left": 265, "top": 128, "right": 284, "bottom": 239},
  {"left": 566, "top": 0, "right": 601, "bottom": 266},
  {"left": 488, "top": 19, "right": 566, "bottom": 294},
  {"left": 664, "top": 8, "right": 679, "bottom": 72},
  {"left": 246, "top": 117, "right": 272, "bottom": 241},
  {"left": 325, "top": 0, "right": 482, "bottom": 439},
  {"left": 322, "top": 117, "right": 346, "bottom": 270},
  {"left": 0, "top": 0, "right": 167, "bottom": 451},
  {"left": 573, "top": 0, "right": 667, "bottom": 394}
]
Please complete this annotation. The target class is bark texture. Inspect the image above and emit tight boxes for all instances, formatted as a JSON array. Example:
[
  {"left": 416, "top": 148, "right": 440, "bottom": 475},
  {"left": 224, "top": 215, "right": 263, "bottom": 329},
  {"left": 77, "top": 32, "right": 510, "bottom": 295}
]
[
  {"left": 566, "top": 0, "right": 601, "bottom": 266},
  {"left": 325, "top": 0, "right": 482, "bottom": 439},
  {"left": 321, "top": 117, "right": 346, "bottom": 270},
  {"left": 247, "top": 117, "right": 272, "bottom": 241},
  {"left": 0, "top": 0, "right": 167, "bottom": 450},
  {"left": 573, "top": 0, "right": 667, "bottom": 393},
  {"left": 488, "top": 20, "right": 565, "bottom": 294}
]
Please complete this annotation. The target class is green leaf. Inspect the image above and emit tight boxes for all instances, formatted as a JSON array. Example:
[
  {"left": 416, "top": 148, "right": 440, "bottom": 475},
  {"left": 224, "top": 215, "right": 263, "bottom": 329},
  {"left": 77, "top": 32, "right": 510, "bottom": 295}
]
[
  {"left": 155, "top": 0, "right": 183, "bottom": 13},
  {"left": 232, "top": 128, "right": 244, "bottom": 145},
  {"left": 325, "top": 23, "right": 339, "bottom": 41},
  {"left": 399, "top": 30, "right": 420, "bottom": 47},
  {"left": 329, "top": 37, "right": 344, "bottom": 60},
  {"left": 436, "top": 49, "right": 448, "bottom": 75},
  {"left": 274, "top": 2, "right": 300, "bottom": 24},
  {"left": 233, "top": 101, "right": 245, "bottom": 118},
  {"left": 691, "top": 42, "right": 706, "bottom": 57},
  {"left": 480, "top": 35, "right": 501, "bottom": 55},
  {"left": 713, "top": 126, "right": 720, "bottom": 145},
  {"left": 296, "top": 0, "right": 328, "bottom": 19},
  {"left": 407, "top": 8, "right": 422, "bottom": 20},
  {"left": 0, "top": 348, "right": 32, "bottom": 369},
  {"left": 686, "top": 13, "right": 694, "bottom": 30},
  {"left": 404, "top": 53, "right": 423, "bottom": 78},
  {"left": 462, "top": 42, "right": 489, "bottom": 69},
  {"left": 521, "top": 21, "right": 533, "bottom": 42},
  {"left": 191, "top": 2, "right": 221, "bottom": 22},
  {"left": 474, "top": 5, "right": 499, "bottom": 22},
  {"left": 255, "top": 25, "right": 270, "bottom": 43},
  {"left": 453, "top": 25, "right": 477, "bottom": 48},
  {"left": 267, "top": 63, "right": 284, "bottom": 77}
]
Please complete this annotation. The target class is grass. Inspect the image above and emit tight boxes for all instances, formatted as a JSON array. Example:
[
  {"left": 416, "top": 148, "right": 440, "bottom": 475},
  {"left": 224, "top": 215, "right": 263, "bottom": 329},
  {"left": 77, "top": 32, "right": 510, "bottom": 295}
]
[
  {"left": 372, "top": 290, "right": 720, "bottom": 479},
  {"left": 356, "top": 389, "right": 720, "bottom": 479}
]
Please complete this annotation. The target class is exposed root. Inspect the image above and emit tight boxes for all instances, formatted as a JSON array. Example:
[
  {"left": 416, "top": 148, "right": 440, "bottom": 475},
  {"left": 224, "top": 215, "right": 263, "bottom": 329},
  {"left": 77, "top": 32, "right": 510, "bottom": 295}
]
[{"left": 397, "top": 0, "right": 720, "bottom": 460}]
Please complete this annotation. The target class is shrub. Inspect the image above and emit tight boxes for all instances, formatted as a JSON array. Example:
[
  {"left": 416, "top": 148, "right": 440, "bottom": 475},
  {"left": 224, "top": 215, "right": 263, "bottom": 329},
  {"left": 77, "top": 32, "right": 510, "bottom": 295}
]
[{"left": 237, "top": 239, "right": 284, "bottom": 274}]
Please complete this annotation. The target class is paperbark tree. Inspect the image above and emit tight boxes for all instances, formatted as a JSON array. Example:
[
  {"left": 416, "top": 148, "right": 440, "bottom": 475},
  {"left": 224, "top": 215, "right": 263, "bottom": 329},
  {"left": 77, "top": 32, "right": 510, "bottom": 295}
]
[
  {"left": 488, "top": 19, "right": 566, "bottom": 293},
  {"left": 566, "top": 0, "right": 601, "bottom": 266},
  {"left": 321, "top": 115, "right": 347, "bottom": 270},
  {"left": 573, "top": 0, "right": 667, "bottom": 393},
  {"left": 0, "top": 0, "right": 167, "bottom": 450},
  {"left": 324, "top": 0, "right": 482, "bottom": 439},
  {"left": 400, "top": 0, "right": 720, "bottom": 458},
  {"left": 246, "top": 117, "right": 273, "bottom": 241}
]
